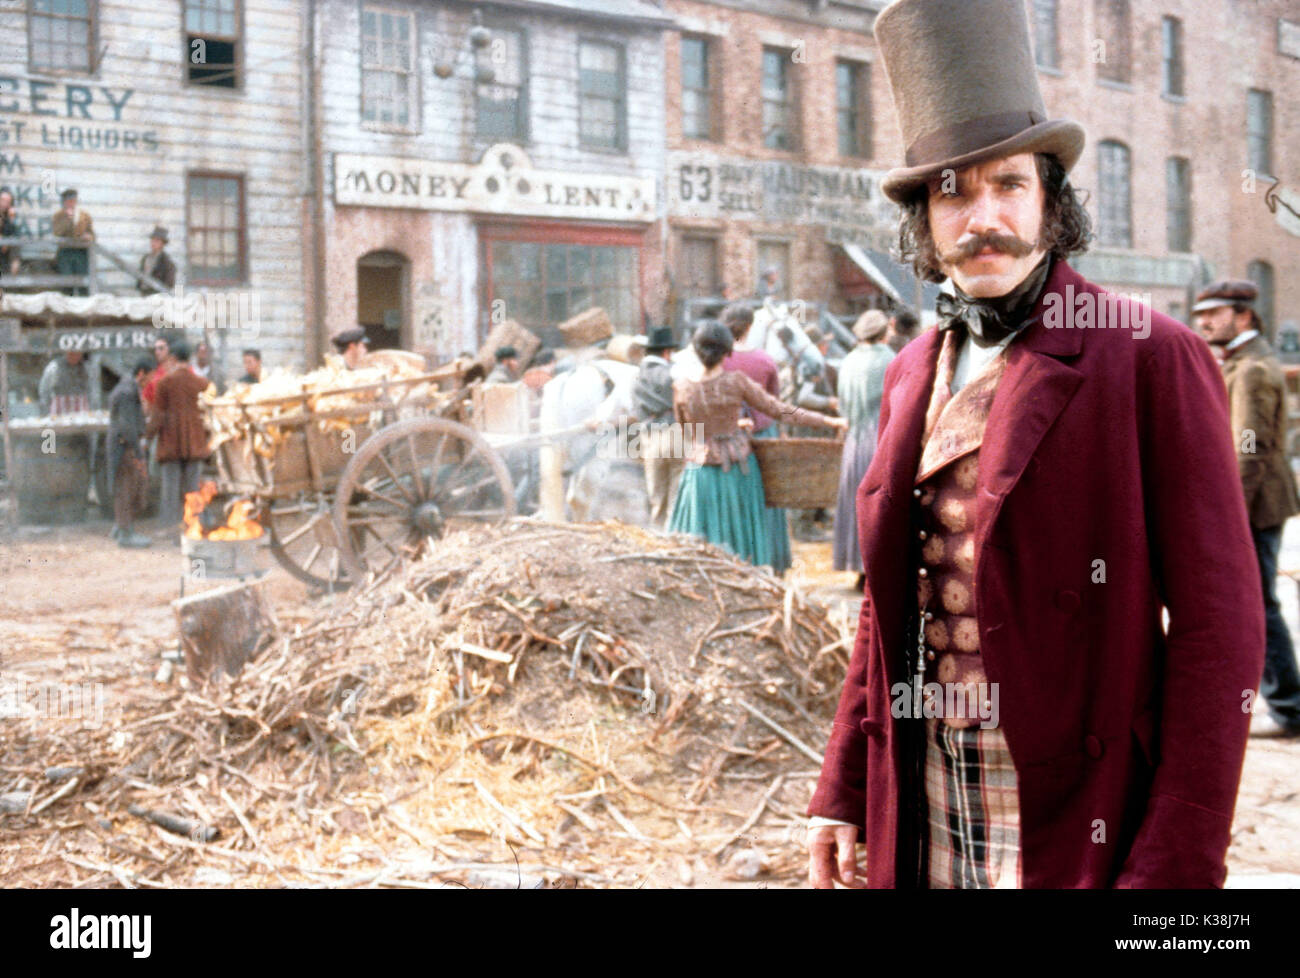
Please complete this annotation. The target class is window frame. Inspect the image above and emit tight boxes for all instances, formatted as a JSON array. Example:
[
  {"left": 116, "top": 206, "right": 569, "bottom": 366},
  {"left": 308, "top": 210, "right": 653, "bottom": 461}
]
[
  {"left": 1164, "top": 156, "right": 1192, "bottom": 253},
  {"left": 27, "top": 0, "right": 99, "bottom": 76},
  {"left": 834, "top": 58, "right": 872, "bottom": 160},
  {"left": 577, "top": 37, "right": 628, "bottom": 153},
  {"left": 185, "top": 170, "right": 248, "bottom": 287},
  {"left": 1032, "top": 0, "right": 1060, "bottom": 71},
  {"left": 1160, "top": 16, "right": 1183, "bottom": 98},
  {"left": 761, "top": 46, "right": 798, "bottom": 152},
  {"left": 182, "top": 0, "right": 244, "bottom": 91},
  {"left": 676, "top": 232, "right": 721, "bottom": 299},
  {"left": 1247, "top": 88, "right": 1274, "bottom": 177},
  {"left": 360, "top": 3, "right": 419, "bottom": 134},
  {"left": 475, "top": 23, "right": 529, "bottom": 143},
  {"left": 679, "top": 34, "right": 714, "bottom": 142},
  {"left": 1094, "top": 0, "right": 1132, "bottom": 86},
  {"left": 1096, "top": 140, "right": 1132, "bottom": 249}
]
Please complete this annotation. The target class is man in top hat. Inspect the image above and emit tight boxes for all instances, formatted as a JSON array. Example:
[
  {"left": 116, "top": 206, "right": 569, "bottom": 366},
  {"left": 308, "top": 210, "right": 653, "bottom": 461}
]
[
  {"left": 52, "top": 188, "right": 94, "bottom": 296},
  {"left": 587, "top": 326, "right": 683, "bottom": 527},
  {"left": 331, "top": 327, "right": 368, "bottom": 370},
  {"left": 1195, "top": 280, "right": 1300, "bottom": 737},
  {"left": 139, "top": 226, "right": 177, "bottom": 294},
  {"left": 807, "top": 0, "right": 1262, "bottom": 889}
]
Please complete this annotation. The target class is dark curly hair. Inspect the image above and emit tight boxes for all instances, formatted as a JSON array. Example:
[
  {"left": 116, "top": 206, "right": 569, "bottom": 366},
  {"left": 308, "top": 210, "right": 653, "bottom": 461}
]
[{"left": 895, "top": 153, "right": 1093, "bottom": 284}]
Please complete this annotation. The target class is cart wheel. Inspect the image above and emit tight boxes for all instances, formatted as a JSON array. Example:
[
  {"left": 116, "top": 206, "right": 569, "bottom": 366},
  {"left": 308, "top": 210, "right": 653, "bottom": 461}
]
[
  {"left": 265, "top": 492, "right": 354, "bottom": 590},
  {"left": 332, "top": 417, "right": 515, "bottom": 581}
]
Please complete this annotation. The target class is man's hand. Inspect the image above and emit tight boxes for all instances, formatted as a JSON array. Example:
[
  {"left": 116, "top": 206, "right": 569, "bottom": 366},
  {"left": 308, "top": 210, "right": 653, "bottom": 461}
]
[
  {"left": 807, "top": 823, "right": 866, "bottom": 888},
  {"left": 828, "top": 416, "right": 849, "bottom": 433}
]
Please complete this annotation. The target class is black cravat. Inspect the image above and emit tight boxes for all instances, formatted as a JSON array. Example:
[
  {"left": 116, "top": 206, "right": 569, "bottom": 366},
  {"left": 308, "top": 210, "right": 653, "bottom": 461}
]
[{"left": 936, "top": 255, "right": 1053, "bottom": 346}]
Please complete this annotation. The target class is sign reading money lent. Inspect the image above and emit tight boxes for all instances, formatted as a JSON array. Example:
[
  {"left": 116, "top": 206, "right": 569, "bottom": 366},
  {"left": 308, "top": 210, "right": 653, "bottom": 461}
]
[{"left": 334, "top": 144, "right": 656, "bottom": 223}]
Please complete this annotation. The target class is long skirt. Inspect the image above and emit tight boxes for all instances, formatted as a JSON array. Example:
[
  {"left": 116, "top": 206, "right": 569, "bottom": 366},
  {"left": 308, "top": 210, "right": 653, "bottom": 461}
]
[
  {"left": 832, "top": 422, "right": 877, "bottom": 572},
  {"left": 753, "top": 426, "right": 791, "bottom": 575},
  {"left": 669, "top": 458, "right": 772, "bottom": 568}
]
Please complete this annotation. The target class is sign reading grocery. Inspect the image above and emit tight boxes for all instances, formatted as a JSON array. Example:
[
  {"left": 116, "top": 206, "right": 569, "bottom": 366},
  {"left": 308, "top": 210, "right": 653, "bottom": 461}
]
[
  {"left": 667, "top": 150, "right": 896, "bottom": 249},
  {"left": 334, "top": 144, "right": 656, "bottom": 223}
]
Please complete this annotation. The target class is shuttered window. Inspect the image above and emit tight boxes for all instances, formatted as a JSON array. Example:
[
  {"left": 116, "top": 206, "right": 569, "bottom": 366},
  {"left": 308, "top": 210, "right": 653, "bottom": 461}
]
[
  {"left": 476, "top": 27, "right": 527, "bottom": 141},
  {"left": 187, "top": 173, "right": 246, "bottom": 285},
  {"left": 362, "top": 6, "right": 417, "bottom": 131},
  {"left": 1165, "top": 157, "right": 1192, "bottom": 252},
  {"left": 1097, "top": 141, "right": 1132, "bottom": 248},
  {"left": 579, "top": 41, "right": 626, "bottom": 151}
]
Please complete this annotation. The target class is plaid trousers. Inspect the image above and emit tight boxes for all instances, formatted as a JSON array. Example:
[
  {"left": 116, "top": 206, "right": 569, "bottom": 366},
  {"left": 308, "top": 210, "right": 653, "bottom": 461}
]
[{"left": 923, "top": 715, "right": 1022, "bottom": 888}]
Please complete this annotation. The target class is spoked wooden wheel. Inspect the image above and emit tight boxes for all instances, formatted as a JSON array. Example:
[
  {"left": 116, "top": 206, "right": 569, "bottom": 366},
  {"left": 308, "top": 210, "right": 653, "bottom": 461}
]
[
  {"left": 264, "top": 491, "right": 354, "bottom": 589},
  {"left": 332, "top": 417, "right": 515, "bottom": 582}
]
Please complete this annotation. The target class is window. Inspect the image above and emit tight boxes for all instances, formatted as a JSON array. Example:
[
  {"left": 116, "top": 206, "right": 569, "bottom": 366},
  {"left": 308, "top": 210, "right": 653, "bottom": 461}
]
[
  {"left": 488, "top": 239, "right": 640, "bottom": 342},
  {"left": 1247, "top": 260, "right": 1275, "bottom": 333},
  {"left": 681, "top": 36, "right": 713, "bottom": 141},
  {"left": 1248, "top": 89, "right": 1273, "bottom": 176},
  {"left": 1165, "top": 157, "right": 1192, "bottom": 252},
  {"left": 185, "top": 0, "right": 240, "bottom": 88},
  {"left": 835, "top": 59, "right": 872, "bottom": 158},
  {"left": 476, "top": 27, "right": 527, "bottom": 141},
  {"left": 187, "top": 173, "right": 245, "bottom": 284},
  {"left": 756, "top": 240, "right": 791, "bottom": 298},
  {"left": 361, "top": 6, "right": 416, "bottom": 130},
  {"left": 1096, "top": 141, "right": 1132, "bottom": 248},
  {"left": 579, "top": 41, "right": 626, "bottom": 151},
  {"left": 678, "top": 235, "right": 719, "bottom": 299},
  {"left": 29, "top": 0, "right": 94, "bottom": 73},
  {"left": 1032, "top": 0, "right": 1060, "bottom": 70},
  {"left": 1095, "top": 0, "right": 1131, "bottom": 84},
  {"left": 761, "top": 47, "right": 797, "bottom": 151},
  {"left": 1161, "top": 17, "right": 1183, "bottom": 96}
]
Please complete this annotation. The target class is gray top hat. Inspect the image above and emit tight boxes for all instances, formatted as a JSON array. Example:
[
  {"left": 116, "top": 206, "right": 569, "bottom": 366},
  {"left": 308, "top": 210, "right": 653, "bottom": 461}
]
[{"left": 874, "top": 0, "right": 1086, "bottom": 203}]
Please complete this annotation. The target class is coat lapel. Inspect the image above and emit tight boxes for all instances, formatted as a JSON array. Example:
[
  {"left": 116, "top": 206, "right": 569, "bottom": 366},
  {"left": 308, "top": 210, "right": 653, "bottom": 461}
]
[{"left": 858, "top": 328, "right": 940, "bottom": 663}]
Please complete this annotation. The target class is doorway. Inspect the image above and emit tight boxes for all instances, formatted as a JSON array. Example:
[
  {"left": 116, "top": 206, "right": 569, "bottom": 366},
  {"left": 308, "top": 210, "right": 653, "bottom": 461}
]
[{"left": 356, "top": 250, "right": 409, "bottom": 350}]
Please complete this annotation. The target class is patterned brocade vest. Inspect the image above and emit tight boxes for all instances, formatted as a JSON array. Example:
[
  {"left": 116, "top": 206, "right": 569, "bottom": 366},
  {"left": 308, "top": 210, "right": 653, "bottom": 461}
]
[{"left": 914, "top": 332, "right": 1008, "bottom": 723}]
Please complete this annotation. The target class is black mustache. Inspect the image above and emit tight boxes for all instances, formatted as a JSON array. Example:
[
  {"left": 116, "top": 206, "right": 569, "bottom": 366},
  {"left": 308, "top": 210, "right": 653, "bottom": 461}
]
[{"left": 940, "top": 232, "right": 1036, "bottom": 265}]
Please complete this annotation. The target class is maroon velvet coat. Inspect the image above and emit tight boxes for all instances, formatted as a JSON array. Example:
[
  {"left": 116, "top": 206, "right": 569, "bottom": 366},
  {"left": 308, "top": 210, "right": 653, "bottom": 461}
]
[{"left": 808, "top": 261, "right": 1264, "bottom": 888}]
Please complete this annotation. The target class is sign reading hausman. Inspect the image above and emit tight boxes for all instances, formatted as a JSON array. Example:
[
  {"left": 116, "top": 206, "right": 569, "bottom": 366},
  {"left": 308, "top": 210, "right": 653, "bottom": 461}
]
[{"left": 334, "top": 144, "right": 656, "bottom": 223}]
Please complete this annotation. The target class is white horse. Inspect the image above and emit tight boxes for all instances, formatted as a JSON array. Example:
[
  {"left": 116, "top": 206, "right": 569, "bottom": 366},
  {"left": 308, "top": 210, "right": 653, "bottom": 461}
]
[{"left": 538, "top": 359, "right": 647, "bottom": 524}]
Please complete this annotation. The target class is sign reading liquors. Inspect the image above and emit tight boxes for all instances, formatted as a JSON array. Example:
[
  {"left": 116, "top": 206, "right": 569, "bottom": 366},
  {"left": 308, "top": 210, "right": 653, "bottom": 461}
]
[
  {"left": 668, "top": 151, "right": 896, "bottom": 249},
  {"left": 334, "top": 144, "right": 656, "bottom": 223}
]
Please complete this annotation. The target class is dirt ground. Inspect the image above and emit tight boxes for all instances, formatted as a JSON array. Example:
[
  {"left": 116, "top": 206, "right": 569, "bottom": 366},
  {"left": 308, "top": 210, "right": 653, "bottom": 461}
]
[{"left": 2, "top": 520, "right": 1297, "bottom": 887}]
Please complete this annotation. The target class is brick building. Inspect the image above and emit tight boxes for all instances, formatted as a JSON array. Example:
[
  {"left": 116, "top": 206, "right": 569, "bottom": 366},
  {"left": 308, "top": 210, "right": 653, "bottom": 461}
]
[
  {"left": 314, "top": 0, "right": 673, "bottom": 358},
  {"left": 662, "top": 0, "right": 916, "bottom": 323},
  {"left": 660, "top": 0, "right": 1299, "bottom": 339}
]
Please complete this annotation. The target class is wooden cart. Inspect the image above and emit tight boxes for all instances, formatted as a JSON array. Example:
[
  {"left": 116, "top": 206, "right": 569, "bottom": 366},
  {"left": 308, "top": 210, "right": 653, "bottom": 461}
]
[{"left": 204, "top": 362, "right": 516, "bottom": 588}]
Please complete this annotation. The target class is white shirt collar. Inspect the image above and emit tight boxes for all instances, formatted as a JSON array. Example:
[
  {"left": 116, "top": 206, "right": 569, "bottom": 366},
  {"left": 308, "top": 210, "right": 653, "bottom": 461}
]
[{"left": 1225, "top": 329, "right": 1259, "bottom": 352}]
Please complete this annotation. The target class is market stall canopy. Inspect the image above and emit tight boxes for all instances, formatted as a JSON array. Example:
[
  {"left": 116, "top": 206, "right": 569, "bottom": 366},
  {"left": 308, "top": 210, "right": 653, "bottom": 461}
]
[{"left": 1, "top": 290, "right": 255, "bottom": 331}]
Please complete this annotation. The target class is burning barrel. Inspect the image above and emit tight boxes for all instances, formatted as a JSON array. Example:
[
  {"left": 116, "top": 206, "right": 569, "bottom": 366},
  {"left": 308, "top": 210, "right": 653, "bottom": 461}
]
[{"left": 182, "top": 482, "right": 270, "bottom": 579}]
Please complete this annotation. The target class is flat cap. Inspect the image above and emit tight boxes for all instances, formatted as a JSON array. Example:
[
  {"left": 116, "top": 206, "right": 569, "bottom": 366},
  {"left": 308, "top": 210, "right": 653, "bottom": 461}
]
[
  {"left": 1193, "top": 280, "right": 1258, "bottom": 313},
  {"left": 331, "top": 327, "right": 368, "bottom": 349}
]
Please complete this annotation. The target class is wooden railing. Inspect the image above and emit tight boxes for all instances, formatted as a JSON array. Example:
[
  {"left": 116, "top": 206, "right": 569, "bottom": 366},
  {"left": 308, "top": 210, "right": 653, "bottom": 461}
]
[{"left": 0, "top": 236, "right": 170, "bottom": 295}]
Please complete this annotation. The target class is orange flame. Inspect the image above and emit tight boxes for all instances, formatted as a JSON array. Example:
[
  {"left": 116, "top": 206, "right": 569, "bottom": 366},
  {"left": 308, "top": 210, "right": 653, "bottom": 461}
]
[{"left": 183, "top": 480, "right": 264, "bottom": 540}]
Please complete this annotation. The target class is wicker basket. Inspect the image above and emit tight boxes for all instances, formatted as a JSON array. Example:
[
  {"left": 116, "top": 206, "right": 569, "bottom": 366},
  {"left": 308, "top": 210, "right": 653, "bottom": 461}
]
[{"left": 750, "top": 437, "right": 843, "bottom": 509}]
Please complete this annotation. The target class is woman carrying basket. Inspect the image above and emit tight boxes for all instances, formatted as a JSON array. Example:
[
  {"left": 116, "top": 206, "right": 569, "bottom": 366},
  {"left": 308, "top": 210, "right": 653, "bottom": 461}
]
[{"left": 668, "top": 322, "right": 847, "bottom": 569}]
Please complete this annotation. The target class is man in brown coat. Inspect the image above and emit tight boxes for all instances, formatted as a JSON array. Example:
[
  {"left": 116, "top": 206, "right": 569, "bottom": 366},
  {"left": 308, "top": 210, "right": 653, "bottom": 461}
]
[
  {"left": 1195, "top": 280, "right": 1300, "bottom": 736},
  {"left": 52, "top": 188, "right": 94, "bottom": 296},
  {"left": 146, "top": 340, "right": 211, "bottom": 529}
]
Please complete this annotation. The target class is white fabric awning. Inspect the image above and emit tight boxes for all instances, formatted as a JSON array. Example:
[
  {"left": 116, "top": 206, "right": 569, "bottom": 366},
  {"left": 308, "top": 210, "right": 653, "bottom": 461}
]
[{"left": 2, "top": 291, "right": 166, "bottom": 320}]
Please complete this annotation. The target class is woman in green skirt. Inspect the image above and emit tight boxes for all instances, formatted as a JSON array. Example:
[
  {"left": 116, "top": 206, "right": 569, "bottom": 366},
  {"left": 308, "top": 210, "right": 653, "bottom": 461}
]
[{"left": 669, "top": 322, "right": 847, "bottom": 568}]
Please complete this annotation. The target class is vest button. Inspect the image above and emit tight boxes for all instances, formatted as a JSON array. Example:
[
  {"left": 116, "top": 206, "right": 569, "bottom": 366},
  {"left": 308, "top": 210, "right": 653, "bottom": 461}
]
[
  {"left": 926, "top": 650, "right": 935, "bottom": 661},
  {"left": 1055, "top": 589, "right": 1081, "bottom": 613},
  {"left": 918, "top": 567, "right": 928, "bottom": 578},
  {"left": 918, "top": 530, "right": 927, "bottom": 540},
  {"left": 913, "top": 488, "right": 922, "bottom": 498},
  {"left": 1084, "top": 734, "right": 1104, "bottom": 759},
  {"left": 923, "top": 611, "right": 934, "bottom": 621}
]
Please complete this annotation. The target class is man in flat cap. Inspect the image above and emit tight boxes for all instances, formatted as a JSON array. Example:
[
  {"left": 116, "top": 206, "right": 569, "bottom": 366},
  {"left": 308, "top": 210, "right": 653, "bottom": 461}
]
[
  {"left": 486, "top": 345, "right": 522, "bottom": 384},
  {"left": 1195, "top": 280, "right": 1300, "bottom": 737},
  {"left": 807, "top": 0, "right": 1261, "bottom": 889},
  {"left": 331, "top": 327, "right": 368, "bottom": 370}
]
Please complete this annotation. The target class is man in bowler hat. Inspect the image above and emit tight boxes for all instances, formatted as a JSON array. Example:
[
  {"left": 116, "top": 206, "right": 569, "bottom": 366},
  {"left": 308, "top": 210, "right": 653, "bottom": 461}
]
[{"left": 807, "top": 0, "right": 1261, "bottom": 888}]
